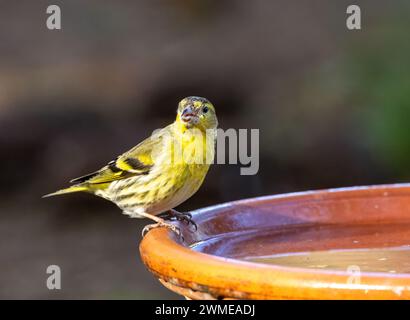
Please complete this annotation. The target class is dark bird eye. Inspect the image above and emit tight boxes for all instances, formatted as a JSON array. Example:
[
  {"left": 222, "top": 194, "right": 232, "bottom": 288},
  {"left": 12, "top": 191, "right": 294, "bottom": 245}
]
[{"left": 202, "top": 106, "right": 209, "bottom": 113}]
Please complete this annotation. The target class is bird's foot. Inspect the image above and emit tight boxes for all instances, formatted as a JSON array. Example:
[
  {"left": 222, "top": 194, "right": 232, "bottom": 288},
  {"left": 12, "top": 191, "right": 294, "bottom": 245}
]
[
  {"left": 141, "top": 220, "right": 182, "bottom": 238},
  {"left": 158, "top": 209, "right": 197, "bottom": 231}
]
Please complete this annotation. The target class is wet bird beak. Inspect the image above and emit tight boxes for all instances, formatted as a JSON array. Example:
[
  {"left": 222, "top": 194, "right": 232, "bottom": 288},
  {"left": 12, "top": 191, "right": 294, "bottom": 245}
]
[{"left": 181, "top": 105, "right": 199, "bottom": 125}]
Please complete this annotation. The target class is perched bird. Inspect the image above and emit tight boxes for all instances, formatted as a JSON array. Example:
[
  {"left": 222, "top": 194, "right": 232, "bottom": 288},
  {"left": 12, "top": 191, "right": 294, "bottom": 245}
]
[{"left": 44, "top": 96, "right": 218, "bottom": 236}]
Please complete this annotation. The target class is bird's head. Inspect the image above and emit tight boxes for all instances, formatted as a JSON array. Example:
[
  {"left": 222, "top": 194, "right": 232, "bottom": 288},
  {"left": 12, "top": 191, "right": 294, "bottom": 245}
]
[{"left": 176, "top": 96, "right": 218, "bottom": 131}]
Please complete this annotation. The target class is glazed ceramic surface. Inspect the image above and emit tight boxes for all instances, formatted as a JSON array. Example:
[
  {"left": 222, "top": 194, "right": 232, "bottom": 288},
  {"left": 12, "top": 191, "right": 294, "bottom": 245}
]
[{"left": 140, "top": 184, "right": 410, "bottom": 299}]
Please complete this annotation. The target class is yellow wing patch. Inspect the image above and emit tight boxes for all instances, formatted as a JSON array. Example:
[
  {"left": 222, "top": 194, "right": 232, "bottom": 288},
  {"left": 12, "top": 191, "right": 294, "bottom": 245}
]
[
  {"left": 70, "top": 157, "right": 152, "bottom": 185},
  {"left": 68, "top": 128, "right": 167, "bottom": 186}
]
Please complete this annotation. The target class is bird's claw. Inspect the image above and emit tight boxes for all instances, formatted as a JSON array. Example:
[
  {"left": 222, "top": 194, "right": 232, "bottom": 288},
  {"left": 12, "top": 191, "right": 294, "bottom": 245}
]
[
  {"left": 159, "top": 210, "right": 197, "bottom": 231},
  {"left": 142, "top": 221, "right": 182, "bottom": 239}
]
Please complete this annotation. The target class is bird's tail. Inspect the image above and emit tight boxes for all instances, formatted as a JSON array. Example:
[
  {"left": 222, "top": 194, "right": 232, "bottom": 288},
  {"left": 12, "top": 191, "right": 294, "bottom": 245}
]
[{"left": 42, "top": 185, "right": 88, "bottom": 198}]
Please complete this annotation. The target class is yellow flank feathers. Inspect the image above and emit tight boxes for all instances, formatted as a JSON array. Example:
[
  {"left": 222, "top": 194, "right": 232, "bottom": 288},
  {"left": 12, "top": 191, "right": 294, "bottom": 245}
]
[{"left": 44, "top": 96, "right": 218, "bottom": 220}]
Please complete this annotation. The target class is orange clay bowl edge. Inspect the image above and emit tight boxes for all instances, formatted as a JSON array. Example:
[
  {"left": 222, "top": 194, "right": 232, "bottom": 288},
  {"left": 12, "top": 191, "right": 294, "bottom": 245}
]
[{"left": 139, "top": 184, "right": 410, "bottom": 300}]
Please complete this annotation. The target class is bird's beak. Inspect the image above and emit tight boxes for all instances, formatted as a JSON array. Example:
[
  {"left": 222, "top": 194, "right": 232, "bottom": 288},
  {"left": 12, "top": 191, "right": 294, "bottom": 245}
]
[{"left": 181, "top": 105, "right": 199, "bottom": 125}]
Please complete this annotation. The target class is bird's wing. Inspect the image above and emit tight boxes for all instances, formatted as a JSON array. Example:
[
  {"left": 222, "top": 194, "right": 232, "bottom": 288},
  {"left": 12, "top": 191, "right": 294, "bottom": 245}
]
[{"left": 70, "top": 128, "right": 168, "bottom": 185}]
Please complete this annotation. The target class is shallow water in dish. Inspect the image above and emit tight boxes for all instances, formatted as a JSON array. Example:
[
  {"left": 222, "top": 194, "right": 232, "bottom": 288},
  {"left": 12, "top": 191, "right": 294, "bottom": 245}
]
[
  {"left": 244, "top": 246, "right": 410, "bottom": 273},
  {"left": 190, "top": 222, "right": 410, "bottom": 275}
]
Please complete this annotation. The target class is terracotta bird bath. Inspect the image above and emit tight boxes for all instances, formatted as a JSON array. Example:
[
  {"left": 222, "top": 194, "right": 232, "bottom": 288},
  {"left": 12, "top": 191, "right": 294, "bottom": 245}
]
[{"left": 139, "top": 184, "right": 410, "bottom": 299}]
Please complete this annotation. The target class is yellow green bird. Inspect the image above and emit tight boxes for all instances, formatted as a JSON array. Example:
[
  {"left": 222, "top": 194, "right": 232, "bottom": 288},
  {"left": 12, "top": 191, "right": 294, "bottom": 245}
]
[{"left": 44, "top": 96, "right": 218, "bottom": 236}]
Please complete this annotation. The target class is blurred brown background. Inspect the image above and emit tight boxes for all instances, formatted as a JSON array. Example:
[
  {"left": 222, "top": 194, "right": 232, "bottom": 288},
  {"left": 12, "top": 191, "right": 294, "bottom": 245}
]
[{"left": 1, "top": 0, "right": 409, "bottom": 299}]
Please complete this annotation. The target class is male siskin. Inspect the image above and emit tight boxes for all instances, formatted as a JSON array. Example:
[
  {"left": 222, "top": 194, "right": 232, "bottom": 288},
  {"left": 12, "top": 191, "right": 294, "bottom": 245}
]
[{"left": 44, "top": 96, "right": 218, "bottom": 236}]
